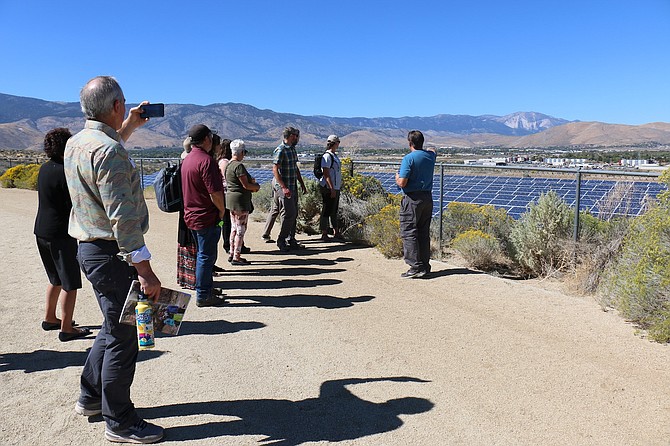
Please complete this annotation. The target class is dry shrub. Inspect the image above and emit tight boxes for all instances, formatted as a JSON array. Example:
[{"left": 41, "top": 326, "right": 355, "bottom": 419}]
[
  {"left": 339, "top": 191, "right": 392, "bottom": 242},
  {"left": 452, "top": 229, "right": 505, "bottom": 270},
  {"left": 511, "top": 191, "right": 573, "bottom": 277},
  {"left": 598, "top": 198, "right": 670, "bottom": 342},
  {"left": 596, "top": 181, "right": 636, "bottom": 220},
  {"left": 253, "top": 181, "right": 274, "bottom": 213},
  {"left": 595, "top": 170, "right": 670, "bottom": 342},
  {"left": 571, "top": 217, "right": 629, "bottom": 294}
]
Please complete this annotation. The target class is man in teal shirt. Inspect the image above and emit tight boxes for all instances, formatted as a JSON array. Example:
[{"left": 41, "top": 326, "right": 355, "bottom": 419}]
[{"left": 395, "top": 130, "right": 437, "bottom": 278}]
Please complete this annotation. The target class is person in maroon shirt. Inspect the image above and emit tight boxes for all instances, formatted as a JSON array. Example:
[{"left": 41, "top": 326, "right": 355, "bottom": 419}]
[{"left": 180, "top": 124, "right": 226, "bottom": 307}]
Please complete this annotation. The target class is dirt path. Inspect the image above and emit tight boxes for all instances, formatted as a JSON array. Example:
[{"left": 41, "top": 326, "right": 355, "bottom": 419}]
[{"left": 1, "top": 187, "right": 669, "bottom": 445}]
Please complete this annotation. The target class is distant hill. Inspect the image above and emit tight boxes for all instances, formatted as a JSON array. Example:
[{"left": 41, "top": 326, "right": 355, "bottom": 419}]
[{"left": 1, "top": 92, "right": 667, "bottom": 151}]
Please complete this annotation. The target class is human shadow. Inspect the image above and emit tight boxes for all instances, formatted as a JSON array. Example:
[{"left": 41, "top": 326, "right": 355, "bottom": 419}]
[
  {"left": 215, "top": 278, "right": 342, "bottom": 291},
  {"left": 142, "top": 376, "right": 433, "bottom": 445},
  {"left": 227, "top": 267, "right": 347, "bottom": 278},
  {"left": 175, "top": 320, "right": 266, "bottom": 336},
  {"left": 280, "top": 257, "right": 355, "bottom": 265},
  {"left": 0, "top": 348, "right": 163, "bottom": 373},
  {"left": 426, "top": 267, "right": 485, "bottom": 279},
  {"left": 225, "top": 294, "right": 374, "bottom": 309},
  {"left": 254, "top": 242, "right": 369, "bottom": 258}
]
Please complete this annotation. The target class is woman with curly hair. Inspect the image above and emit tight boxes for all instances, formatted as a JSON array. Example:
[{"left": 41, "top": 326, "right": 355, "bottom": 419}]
[{"left": 34, "top": 128, "right": 91, "bottom": 341}]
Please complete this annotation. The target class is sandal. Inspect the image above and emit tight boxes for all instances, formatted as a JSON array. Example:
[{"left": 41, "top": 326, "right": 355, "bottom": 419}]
[
  {"left": 42, "top": 320, "right": 76, "bottom": 331},
  {"left": 58, "top": 327, "right": 92, "bottom": 342}
]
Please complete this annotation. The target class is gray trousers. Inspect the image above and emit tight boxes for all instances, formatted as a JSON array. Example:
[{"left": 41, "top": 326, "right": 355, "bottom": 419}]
[
  {"left": 263, "top": 186, "right": 282, "bottom": 238},
  {"left": 77, "top": 240, "right": 140, "bottom": 431},
  {"left": 399, "top": 191, "right": 433, "bottom": 272},
  {"left": 277, "top": 191, "right": 298, "bottom": 247}
]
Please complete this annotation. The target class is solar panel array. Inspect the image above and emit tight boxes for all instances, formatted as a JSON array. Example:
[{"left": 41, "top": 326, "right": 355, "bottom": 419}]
[
  {"left": 360, "top": 171, "right": 665, "bottom": 218},
  {"left": 141, "top": 166, "right": 666, "bottom": 219}
]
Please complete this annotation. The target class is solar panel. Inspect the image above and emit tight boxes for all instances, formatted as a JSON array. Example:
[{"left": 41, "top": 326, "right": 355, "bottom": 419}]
[{"left": 140, "top": 163, "right": 666, "bottom": 219}]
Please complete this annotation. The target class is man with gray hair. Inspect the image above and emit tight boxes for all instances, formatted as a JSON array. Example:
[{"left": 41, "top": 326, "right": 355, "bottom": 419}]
[
  {"left": 64, "top": 75, "right": 164, "bottom": 443},
  {"left": 272, "top": 126, "right": 307, "bottom": 252}
]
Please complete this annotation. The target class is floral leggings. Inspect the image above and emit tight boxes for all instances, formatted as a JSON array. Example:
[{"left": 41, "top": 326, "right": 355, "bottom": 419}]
[{"left": 229, "top": 210, "right": 249, "bottom": 258}]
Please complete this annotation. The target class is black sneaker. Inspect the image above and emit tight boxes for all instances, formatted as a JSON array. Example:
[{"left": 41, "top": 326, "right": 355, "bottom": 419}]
[
  {"left": 288, "top": 241, "right": 305, "bottom": 249},
  {"left": 104, "top": 419, "right": 164, "bottom": 444},
  {"left": 196, "top": 294, "right": 226, "bottom": 307},
  {"left": 278, "top": 244, "right": 290, "bottom": 252},
  {"left": 241, "top": 246, "right": 251, "bottom": 254}
]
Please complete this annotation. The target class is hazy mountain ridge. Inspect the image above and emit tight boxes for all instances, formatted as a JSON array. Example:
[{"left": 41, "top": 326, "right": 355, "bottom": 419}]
[{"left": 1, "top": 92, "right": 668, "bottom": 150}]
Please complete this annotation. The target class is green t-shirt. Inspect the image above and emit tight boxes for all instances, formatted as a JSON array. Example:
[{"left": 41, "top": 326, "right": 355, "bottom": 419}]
[{"left": 225, "top": 160, "right": 254, "bottom": 212}]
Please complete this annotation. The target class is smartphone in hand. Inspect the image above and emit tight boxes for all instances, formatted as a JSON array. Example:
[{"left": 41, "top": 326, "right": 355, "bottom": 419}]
[{"left": 140, "top": 103, "right": 165, "bottom": 118}]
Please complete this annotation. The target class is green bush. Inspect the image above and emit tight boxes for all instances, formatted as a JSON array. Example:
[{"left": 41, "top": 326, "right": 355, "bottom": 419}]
[
  {"left": 0, "top": 163, "right": 40, "bottom": 189},
  {"left": 511, "top": 191, "right": 573, "bottom": 277},
  {"left": 338, "top": 191, "right": 392, "bottom": 242},
  {"left": 253, "top": 181, "right": 274, "bottom": 213},
  {"left": 441, "top": 201, "right": 515, "bottom": 257},
  {"left": 297, "top": 178, "right": 323, "bottom": 234},
  {"left": 452, "top": 229, "right": 505, "bottom": 270},
  {"left": 573, "top": 217, "right": 629, "bottom": 294},
  {"left": 599, "top": 194, "right": 670, "bottom": 342},
  {"left": 364, "top": 201, "right": 403, "bottom": 258}
]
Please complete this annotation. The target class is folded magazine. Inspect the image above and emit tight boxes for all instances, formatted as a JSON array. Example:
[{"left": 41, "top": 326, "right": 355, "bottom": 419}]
[{"left": 119, "top": 280, "right": 191, "bottom": 335}]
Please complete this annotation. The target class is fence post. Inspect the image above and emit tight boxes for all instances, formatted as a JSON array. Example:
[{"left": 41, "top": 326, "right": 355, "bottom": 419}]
[
  {"left": 439, "top": 163, "right": 444, "bottom": 258},
  {"left": 573, "top": 168, "right": 582, "bottom": 242}
]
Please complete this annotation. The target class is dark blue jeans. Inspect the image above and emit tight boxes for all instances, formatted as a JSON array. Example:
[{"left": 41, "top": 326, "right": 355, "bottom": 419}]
[
  {"left": 192, "top": 224, "right": 221, "bottom": 301},
  {"left": 77, "top": 240, "right": 140, "bottom": 432},
  {"left": 399, "top": 191, "right": 433, "bottom": 273}
]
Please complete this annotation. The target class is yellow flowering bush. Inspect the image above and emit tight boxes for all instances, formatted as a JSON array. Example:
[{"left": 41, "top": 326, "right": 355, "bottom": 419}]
[
  {"left": 0, "top": 163, "right": 40, "bottom": 190},
  {"left": 340, "top": 158, "right": 385, "bottom": 200},
  {"left": 364, "top": 202, "right": 403, "bottom": 258}
]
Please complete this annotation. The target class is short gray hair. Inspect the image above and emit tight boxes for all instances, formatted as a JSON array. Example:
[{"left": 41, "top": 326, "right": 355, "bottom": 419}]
[
  {"left": 230, "top": 139, "right": 246, "bottom": 155},
  {"left": 80, "top": 76, "right": 124, "bottom": 119}
]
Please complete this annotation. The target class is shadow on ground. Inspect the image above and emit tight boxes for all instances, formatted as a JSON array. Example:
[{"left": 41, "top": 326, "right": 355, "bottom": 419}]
[
  {"left": 141, "top": 376, "right": 433, "bottom": 445},
  {"left": 223, "top": 294, "right": 374, "bottom": 309},
  {"left": 215, "top": 278, "right": 342, "bottom": 290},
  {"left": 176, "top": 319, "right": 266, "bottom": 336},
  {"left": 426, "top": 267, "right": 485, "bottom": 279},
  {"left": 0, "top": 348, "right": 163, "bottom": 373}
]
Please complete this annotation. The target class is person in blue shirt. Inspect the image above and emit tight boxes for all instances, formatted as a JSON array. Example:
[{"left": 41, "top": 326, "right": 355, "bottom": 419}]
[{"left": 395, "top": 130, "right": 436, "bottom": 278}]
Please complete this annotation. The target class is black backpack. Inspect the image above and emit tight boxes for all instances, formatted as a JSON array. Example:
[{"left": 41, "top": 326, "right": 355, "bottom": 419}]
[
  {"left": 153, "top": 161, "right": 183, "bottom": 212},
  {"left": 313, "top": 151, "right": 333, "bottom": 179}
]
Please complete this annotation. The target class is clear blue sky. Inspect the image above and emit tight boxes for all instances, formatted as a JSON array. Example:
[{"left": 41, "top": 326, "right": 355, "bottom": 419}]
[{"left": 1, "top": 0, "right": 669, "bottom": 125}]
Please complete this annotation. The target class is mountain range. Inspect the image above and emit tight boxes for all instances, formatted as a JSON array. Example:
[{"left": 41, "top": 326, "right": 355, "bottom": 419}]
[{"left": 1, "top": 92, "right": 669, "bottom": 151}]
